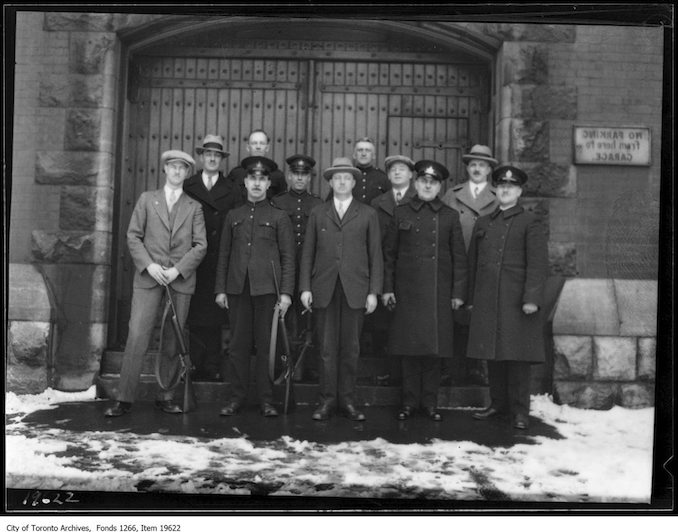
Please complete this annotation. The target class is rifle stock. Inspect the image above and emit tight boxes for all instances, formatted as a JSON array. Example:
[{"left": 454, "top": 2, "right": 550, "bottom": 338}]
[{"left": 164, "top": 285, "right": 197, "bottom": 413}]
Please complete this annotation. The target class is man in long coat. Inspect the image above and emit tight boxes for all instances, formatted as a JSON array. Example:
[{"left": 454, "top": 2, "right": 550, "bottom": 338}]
[
  {"left": 299, "top": 157, "right": 383, "bottom": 422},
  {"left": 467, "top": 165, "right": 549, "bottom": 430},
  {"left": 441, "top": 144, "right": 499, "bottom": 385},
  {"left": 104, "top": 150, "right": 207, "bottom": 417},
  {"left": 382, "top": 160, "right": 467, "bottom": 421},
  {"left": 183, "top": 134, "right": 243, "bottom": 381}
]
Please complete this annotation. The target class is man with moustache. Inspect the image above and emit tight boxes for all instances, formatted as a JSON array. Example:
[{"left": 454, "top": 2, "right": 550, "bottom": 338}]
[
  {"left": 215, "top": 156, "right": 295, "bottom": 417},
  {"left": 182, "top": 135, "right": 243, "bottom": 382},
  {"left": 227, "top": 129, "right": 287, "bottom": 199},
  {"left": 300, "top": 157, "right": 383, "bottom": 421},
  {"left": 467, "top": 165, "right": 549, "bottom": 430}
]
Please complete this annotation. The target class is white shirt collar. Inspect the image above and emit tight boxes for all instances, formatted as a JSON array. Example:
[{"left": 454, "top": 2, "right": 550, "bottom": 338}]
[
  {"left": 333, "top": 196, "right": 352, "bottom": 211},
  {"left": 202, "top": 171, "right": 218, "bottom": 188},
  {"left": 472, "top": 181, "right": 488, "bottom": 193},
  {"left": 164, "top": 185, "right": 182, "bottom": 202}
]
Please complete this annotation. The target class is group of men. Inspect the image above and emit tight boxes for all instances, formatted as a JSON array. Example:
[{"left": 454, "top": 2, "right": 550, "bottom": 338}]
[{"left": 104, "top": 130, "right": 548, "bottom": 431}]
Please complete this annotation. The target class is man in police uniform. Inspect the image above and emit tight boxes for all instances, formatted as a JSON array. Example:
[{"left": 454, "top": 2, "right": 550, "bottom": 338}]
[
  {"left": 226, "top": 129, "right": 287, "bottom": 199},
  {"left": 183, "top": 134, "right": 243, "bottom": 382},
  {"left": 272, "top": 154, "right": 323, "bottom": 381},
  {"left": 215, "top": 156, "right": 296, "bottom": 417},
  {"left": 326, "top": 137, "right": 390, "bottom": 204},
  {"left": 441, "top": 144, "right": 499, "bottom": 385}
]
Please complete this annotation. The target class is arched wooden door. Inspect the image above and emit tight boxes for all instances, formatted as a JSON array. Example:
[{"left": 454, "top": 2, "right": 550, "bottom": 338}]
[{"left": 111, "top": 41, "right": 490, "bottom": 348}]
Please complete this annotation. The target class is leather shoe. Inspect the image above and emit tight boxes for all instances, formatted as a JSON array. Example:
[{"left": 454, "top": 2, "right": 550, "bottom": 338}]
[
  {"left": 514, "top": 414, "right": 529, "bottom": 430},
  {"left": 472, "top": 406, "right": 503, "bottom": 420},
  {"left": 397, "top": 405, "right": 414, "bottom": 420},
  {"left": 155, "top": 400, "right": 182, "bottom": 414},
  {"left": 104, "top": 401, "right": 131, "bottom": 417},
  {"left": 312, "top": 402, "right": 334, "bottom": 421},
  {"left": 423, "top": 406, "right": 442, "bottom": 422},
  {"left": 219, "top": 401, "right": 241, "bottom": 416},
  {"left": 341, "top": 404, "right": 366, "bottom": 422},
  {"left": 261, "top": 403, "right": 279, "bottom": 417}
]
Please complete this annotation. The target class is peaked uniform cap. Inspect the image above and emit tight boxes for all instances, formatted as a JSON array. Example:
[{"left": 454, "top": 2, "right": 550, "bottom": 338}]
[
  {"left": 414, "top": 159, "right": 449, "bottom": 182},
  {"left": 384, "top": 155, "right": 415, "bottom": 170},
  {"left": 286, "top": 154, "right": 316, "bottom": 173},
  {"left": 161, "top": 150, "right": 195, "bottom": 168},
  {"left": 241, "top": 156, "right": 278, "bottom": 176},
  {"left": 462, "top": 144, "right": 498, "bottom": 166},
  {"left": 196, "top": 134, "right": 229, "bottom": 156},
  {"left": 322, "top": 157, "right": 361, "bottom": 180},
  {"left": 492, "top": 165, "right": 528, "bottom": 186}
]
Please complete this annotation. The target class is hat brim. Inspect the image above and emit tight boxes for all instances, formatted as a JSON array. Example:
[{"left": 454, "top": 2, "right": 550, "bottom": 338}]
[
  {"left": 323, "top": 167, "right": 362, "bottom": 180},
  {"left": 462, "top": 154, "right": 498, "bottom": 166},
  {"left": 196, "top": 147, "right": 229, "bottom": 157}
]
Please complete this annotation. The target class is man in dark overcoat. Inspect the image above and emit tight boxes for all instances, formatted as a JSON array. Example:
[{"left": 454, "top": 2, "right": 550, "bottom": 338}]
[
  {"left": 183, "top": 134, "right": 243, "bottom": 381},
  {"left": 467, "top": 165, "right": 549, "bottom": 430},
  {"left": 441, "top": 144, "right": 499, "bottom": 385},
  {"left": 299, "top": 157, "right": 384, "bottom": 422},
  {"left": 382, "top": 160, "right": 467, "bottom": 421},
  {"left": 214, "top": 156, "right": 295, "bottom": 417},
  {"left": 272, "top": 154, "right": 323, "bottom": 380}
]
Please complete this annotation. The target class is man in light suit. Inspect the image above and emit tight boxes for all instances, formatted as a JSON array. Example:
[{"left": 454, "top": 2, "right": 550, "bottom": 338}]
[
  {"left": 441, "top": 144, "right": 499, "bottom": 385},
  {"left": 104, "top": 150, "right": 207, "bottom": 417},
  {"left": 300, "top": 157, "right": 384, "bottom": 422}
]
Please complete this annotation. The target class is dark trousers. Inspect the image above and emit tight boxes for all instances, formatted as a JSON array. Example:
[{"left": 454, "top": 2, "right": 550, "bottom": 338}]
[
  {"left": 118, "top": 285, "right": 191, "bottom": 403},
  {"left": 315, "top": 280, "right": 364, "bottom": 407},
  {"left": 227, "top": 279, "right": 276, "bottom": 406},
  {"left": 401, "top": 356, "right": 441, "bottom": 409},
  {"left": 189, "top": 326, "right": 223, "bottom": 380},
  {"left": 487, "top": 360, "right": 531, "bottom": 417}
]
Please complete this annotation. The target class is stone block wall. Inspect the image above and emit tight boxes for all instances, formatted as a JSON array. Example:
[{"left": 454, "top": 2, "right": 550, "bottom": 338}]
[{"left": 551, "top": 279, "right": 656, "bottom": 409}]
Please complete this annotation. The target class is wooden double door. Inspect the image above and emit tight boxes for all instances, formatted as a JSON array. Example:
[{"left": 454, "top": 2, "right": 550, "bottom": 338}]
[{"left": 112, "top": 51, "right": 489, "bottom": 347}]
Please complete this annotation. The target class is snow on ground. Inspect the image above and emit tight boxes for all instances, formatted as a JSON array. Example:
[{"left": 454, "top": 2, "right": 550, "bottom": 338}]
[{"left": 5, "top": 388, "right": 654, "bottom": 502}]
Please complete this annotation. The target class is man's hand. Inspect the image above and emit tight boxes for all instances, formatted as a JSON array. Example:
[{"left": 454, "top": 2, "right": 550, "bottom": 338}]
[
  {"left": 215, "top": 293, "right": 229, "bottom": 309},
  {"left": 300, "top": 291, "right": 313, "bottom": 311},
  {"left": 382, "top": 293, "right": 396, "bottom": 310},
  {"left": 146, "top": 263, "right": 168, "bottom": 285},
  {"left": 365, "top": 294, "right": 377, "bottom": 315},
  {"left": 522, "top": 303, "right": 538, "bottom": 315},
  {"left": 451, "top": 298, "right": 464, "bottom": 310},
  {"left": 163, "top": 266, "right": 180, "bottom": 284},
  {"left": 278, "top": 294, "right": 292, "bottom": 317}
]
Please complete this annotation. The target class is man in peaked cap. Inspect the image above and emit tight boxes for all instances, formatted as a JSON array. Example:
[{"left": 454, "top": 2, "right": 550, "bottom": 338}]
[
  {"left": 382, "top": 158, "right": 467, "bottom": 421},
  {"left": 467, "top": 164, "right": 548, "bottom": 430},
  {"left": 272, "top": 155, "right": 323, "bottom": 382},
  {"left": 299, "top": 157, "right": 384, "bottom": 422},
  {"left": 183, "top": 135, "right": 243, "bottom": 383},
  {"left": 105, "top": 149, "right": 207, "bottom": 417},
  {"left": 214, "top": 155, "right": 295, "bottom": 418},
  {"left": 442, "top": 144, "right": 500, "bottom": 387}
]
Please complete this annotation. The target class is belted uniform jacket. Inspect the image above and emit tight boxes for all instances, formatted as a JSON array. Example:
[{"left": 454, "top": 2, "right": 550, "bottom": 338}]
[
  {"left": 299, "top": 199, "right": 383, "bottom": 310},
  {"left": 466, "top": 204, "right": 549, "bottom": 363},
  {"left": 127, "top": 189, "right": 207, "bottom": 295},
  {"left": 383, "top": 197, "right": 467, "bottom": 357},
  {"left": 272, "top": 189, "right": 323, "bottom": 262},
  {"left": 442, "top": 181, "right": 498, "bottom": 250},
  {"left": 214, "top": 200, "right": 295, "bottom": 297}
]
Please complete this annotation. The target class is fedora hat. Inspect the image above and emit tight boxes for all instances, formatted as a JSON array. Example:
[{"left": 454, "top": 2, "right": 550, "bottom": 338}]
[
  {"left": 195, "top": 134, "right": 229, "bottom": 157},
  {"left": 161, "top": 150, "right": 195, "bottom": 169},
  {"left": 322, "top": 157, "right": 361, "bottom": 181},
  {"left": 462, "top": 144, "right": 498, "bottom": 166}
]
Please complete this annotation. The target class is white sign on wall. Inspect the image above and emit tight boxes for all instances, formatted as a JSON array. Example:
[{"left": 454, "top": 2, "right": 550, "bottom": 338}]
[{"left": 573, "top": 126, "right": 651, "bottom": 166}]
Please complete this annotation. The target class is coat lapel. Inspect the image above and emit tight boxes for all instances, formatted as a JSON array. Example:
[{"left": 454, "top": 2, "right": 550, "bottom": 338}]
[
  {"left": 171, "top": 194, "right": 192, "bottom": 235},
  {"left": 340, "top": 199, "right": 359, "bottom": 226},
  {"left": 151, "top": 189, "right": 171, "bottom": 231},
  {"left": 324, "top": 201, "right": 342, "bottom": 228}
]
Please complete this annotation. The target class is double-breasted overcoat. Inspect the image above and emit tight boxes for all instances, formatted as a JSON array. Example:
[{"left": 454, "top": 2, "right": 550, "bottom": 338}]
[
  {"left": 466, "top": 204, "right": 549, "bottom": 363},
  {"left": 383, "top": 196, "right": 467, "bottom": 357},
  {"left": 441, "top": 181, "right": 498, "bottom": 250}
]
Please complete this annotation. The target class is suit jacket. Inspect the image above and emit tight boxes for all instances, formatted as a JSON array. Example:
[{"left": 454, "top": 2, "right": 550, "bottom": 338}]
[
  {"left": 370, "top": 184, "right": 417, "bottom": 241},
  {"left": 127, "top": 189, "right": 207, "bottom": 294},
  {"left": 442, "top": 181, "right": 498, "bottom": 249},
  {"left": 299, "top": 198, "right": 383, "bottom": 309}
]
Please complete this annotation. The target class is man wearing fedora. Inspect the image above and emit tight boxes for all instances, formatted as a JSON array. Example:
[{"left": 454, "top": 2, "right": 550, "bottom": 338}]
[
  {"left": 442, "top": 144, "right": 500, "bottom": 386},
  {"left": 104, "top": 150, "right": 207, "bottom": 417},
  {"left": 183, "top": 134, "right": 243, "bottom": 382},
  {"left": 227, "top": 129, "right": 287, "bottom": 200},
  {"left": 215, "top": 156, "right": 296, "bottom": 417},
  {"left": 466, "top": 165, "right": 549, "bottom": 430},
  {"left": 382, "top": 160, "right": 467, "bottom": 422},
  {"left": 299, "top": 157, "right": 383, "bottom": 421},
  {"left": 272, "top": 154, "right": 323, "bottom": 381}
]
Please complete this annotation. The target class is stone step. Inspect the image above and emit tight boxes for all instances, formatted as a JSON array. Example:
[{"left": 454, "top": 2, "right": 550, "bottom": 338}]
[{"left": 95, "top": 375, "right": 489, "bottom": 408}]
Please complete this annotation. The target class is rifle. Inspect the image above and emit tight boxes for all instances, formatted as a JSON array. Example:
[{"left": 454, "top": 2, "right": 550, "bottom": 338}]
[
  {"left": 268, "top": 261, "right": 298, "bottom": 414},
  {"left": 156, "top": 284, "right": 197, "bottom": 413}
]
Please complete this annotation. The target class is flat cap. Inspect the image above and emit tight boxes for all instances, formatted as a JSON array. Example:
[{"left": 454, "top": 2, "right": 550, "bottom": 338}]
[
  {"left": 384, "top": 155, "right": 415, "bottom": 170},
  {"left": 414, "top": 159, "right": 449, "bottom": 182},
  {"left": 161, "top": 150, "right": 195, "bottom": 168}
]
